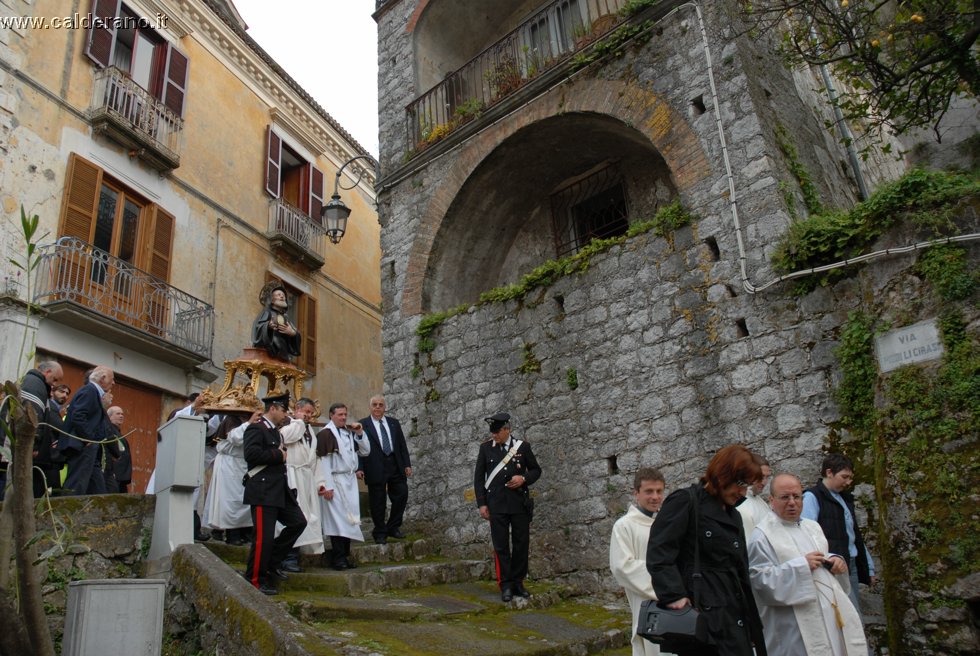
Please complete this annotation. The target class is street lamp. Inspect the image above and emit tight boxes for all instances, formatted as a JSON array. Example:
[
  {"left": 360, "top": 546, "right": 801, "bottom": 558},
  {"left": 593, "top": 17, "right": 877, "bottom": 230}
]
[{"left": 321, "top": 154, "right": 378, "bottom": 244}]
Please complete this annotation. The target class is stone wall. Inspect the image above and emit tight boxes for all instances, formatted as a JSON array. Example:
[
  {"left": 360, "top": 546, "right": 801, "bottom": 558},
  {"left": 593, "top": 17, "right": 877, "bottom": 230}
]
[
  {"left": 374, "top": 0, "right": 978, "bottom": 654},
  {"left": 28, "top": 494, "right": 155, "bottom": 649}
]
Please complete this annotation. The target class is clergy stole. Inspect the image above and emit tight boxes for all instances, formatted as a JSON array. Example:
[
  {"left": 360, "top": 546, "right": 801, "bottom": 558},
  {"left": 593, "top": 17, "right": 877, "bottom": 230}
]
[{"left": 757, "top": 515, "right": 868, "bottom": 656}]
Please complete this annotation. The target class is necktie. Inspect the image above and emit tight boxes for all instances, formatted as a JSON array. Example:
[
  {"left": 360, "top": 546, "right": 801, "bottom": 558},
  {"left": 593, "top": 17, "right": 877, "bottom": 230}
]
[{"left": 379, "top": 420, "right": 392, "bottom": 455}]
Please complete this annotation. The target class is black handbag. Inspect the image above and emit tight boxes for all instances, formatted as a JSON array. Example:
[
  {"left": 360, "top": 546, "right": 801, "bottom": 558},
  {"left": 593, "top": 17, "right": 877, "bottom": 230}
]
[{"left": 637, "top": 486, "right": 713, "bottom": 652}]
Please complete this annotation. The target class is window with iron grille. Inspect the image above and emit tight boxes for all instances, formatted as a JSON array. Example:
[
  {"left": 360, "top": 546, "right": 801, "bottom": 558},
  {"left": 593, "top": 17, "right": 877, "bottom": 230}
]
[{"left": 551, "top": 164, "right": 630, "bottom": 257}]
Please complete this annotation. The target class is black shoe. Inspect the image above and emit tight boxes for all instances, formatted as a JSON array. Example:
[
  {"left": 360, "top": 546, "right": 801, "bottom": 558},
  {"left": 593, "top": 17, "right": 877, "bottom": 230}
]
[
  {"left": 331, "top": 561, "right": 348, "bottom": 571},
  {"left": 227, "top": 537, "right": 247, "bottom": 546},
  {"left": 501, "top": 585, "right": 514, "bottom": 602},
  {"left": 515, "top": 583, "right": 531, "bottom": 598},
  {"left": 389, "top": 529, "right": 406, "bottom": 539},
  {"left": 257, "top": 583, "right": 278, "bottom": 596},
  {"left": 281, "top": 561, "right": 304, "bottom": 573},
  {"left": 194, "top": 533, "right": 211, "bottom": 543},
  {"left": 374, "top": 536, "right": 387, "bottom": 545},
  {"left": 267, "top": 568, "right": 289, "bottom": 581}
]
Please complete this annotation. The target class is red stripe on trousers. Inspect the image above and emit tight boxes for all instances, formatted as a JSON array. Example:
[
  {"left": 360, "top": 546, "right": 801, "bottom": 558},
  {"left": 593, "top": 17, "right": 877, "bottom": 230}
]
[
  {"left": 493, "top": 550, "right": 502, "bottom": 588},
  {"left": 251, "top": 506, "right": 263, "bottom": 587}
]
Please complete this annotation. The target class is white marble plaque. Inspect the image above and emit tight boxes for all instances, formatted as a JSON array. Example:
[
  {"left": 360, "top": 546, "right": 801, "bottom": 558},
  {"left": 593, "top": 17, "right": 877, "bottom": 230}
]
[{"left": 874, "top": 319, "right": 944, "bottom": 373}]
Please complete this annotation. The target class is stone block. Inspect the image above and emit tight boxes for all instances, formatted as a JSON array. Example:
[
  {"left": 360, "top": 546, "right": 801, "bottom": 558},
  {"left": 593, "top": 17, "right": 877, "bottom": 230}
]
[{"left": 63, "top": 580, "right": 165, "bottom": 656}]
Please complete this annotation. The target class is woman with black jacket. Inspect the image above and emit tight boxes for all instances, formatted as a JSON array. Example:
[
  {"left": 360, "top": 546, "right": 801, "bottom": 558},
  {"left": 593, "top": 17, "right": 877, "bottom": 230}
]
[{"left": 646, "top": 444, "right": 767, "bottom": 656}]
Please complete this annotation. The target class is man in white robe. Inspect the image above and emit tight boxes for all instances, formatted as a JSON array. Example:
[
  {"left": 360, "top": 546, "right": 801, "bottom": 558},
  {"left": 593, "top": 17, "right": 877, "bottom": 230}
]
[
  {"left": 609, "top": 467, "right": 672, "bottom": 656},
  {"left": 737, "top": 455, "right": 771, "bottom": 538},
  {"left": 317, "top": 402, "right": 370, "bottom": 570},
  {"left": 205, "top": 413, "right": 257, "bottom": 544},
  {"left": 278, "top": 398, "right": 325, "bottom": 569},
  {"left": 749, "top": 474, "right": 867, "bottom": 656}
]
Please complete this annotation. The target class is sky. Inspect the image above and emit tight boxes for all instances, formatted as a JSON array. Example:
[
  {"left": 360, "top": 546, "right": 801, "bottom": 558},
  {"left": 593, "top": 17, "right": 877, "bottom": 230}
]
[{"left": 231, "top": 0, "right": 381, "bottom": 157}]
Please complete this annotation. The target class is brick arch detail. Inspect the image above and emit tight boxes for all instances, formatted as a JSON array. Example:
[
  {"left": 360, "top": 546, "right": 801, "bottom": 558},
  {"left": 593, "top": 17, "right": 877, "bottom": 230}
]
[
  {"left": 399, "top": 77, "right": 712, "bottom": 316},
  {"left": 405, "top": 0, "right": 432, "bottom": 34}
]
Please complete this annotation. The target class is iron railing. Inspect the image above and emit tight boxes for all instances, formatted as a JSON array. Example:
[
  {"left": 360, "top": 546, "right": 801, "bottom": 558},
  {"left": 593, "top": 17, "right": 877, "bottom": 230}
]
[
  {"left": 33, "top": 237, "right": 214, "bottom": 359},
  {"left": 406, "top": 0, "right": 629, "bottom": 151},
  {"left": 90, "top": 66, "right": 183, "bottom": 161},
  {"left": 268, "top": 199, "right": 327, "bottom": 257}
]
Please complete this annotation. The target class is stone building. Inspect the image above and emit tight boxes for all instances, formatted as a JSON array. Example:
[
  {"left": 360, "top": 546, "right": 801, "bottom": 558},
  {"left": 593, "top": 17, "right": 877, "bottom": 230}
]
[
  {"left": 0, "top": 0, "right": 382, "bottom": 491},
  {"left": 374, "top": 0, "right": 977, "bottom": 653}
]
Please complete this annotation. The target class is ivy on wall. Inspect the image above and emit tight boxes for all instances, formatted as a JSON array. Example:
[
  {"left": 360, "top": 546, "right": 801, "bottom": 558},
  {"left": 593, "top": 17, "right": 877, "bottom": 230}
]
[
  {"left": 772, "top": 169, "right": 979, "bottom": 293},
  {"left": 832, "top": 243, "right": 978, "bottom": 655},
  {"left": 415, "top": 201, "right": 693, "bottom": 353},
  {"left": 412, "top": 201, "right": 694, "bottom": 401},
  {"left": 775, "top": 123, "right": 824, "bottom": 217}
]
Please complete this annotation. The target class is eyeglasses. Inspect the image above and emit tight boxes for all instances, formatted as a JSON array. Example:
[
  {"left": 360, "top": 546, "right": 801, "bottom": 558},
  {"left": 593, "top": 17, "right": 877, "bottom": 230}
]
[
  {"left": 774, "top": 494, "right": 803, "bottom": 502},
  {"left": 734, "top": 480, "right": 750, "bottom": 489}
]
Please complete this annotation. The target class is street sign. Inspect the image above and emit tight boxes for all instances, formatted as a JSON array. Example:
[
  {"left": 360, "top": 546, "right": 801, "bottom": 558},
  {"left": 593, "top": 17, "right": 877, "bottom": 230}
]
[{"left": 874, "top": 319, "right": 944, "bottom": 373}]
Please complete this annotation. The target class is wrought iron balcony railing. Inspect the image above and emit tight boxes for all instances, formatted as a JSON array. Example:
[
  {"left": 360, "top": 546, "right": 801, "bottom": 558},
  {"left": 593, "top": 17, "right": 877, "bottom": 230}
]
[
  {"left": 406, "top": 0, "right": 629, "bottom": 153},
  {"left": 34, "top": 237, "right": 213, "bottom": 360},
  {"left": 89, "top": 66, "right": 183, "bottom": 171},
  {"left": 268, "top": 199, "right": 327, "bottom": 269}
]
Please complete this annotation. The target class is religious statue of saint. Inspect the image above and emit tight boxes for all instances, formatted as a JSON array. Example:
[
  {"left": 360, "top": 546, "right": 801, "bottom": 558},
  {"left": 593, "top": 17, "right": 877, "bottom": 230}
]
[{"left": 252, "top": 281, "right": 301, "bottom": 361}]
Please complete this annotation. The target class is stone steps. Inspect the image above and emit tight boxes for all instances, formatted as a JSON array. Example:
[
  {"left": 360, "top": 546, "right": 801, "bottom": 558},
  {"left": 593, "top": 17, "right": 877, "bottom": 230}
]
[{"left": 206, "top": 538, "right": 632, "bottom": 655}]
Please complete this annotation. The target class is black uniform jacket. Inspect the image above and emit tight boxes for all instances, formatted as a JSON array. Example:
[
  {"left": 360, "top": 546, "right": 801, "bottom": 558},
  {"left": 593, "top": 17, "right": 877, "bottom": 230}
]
[
  {"left": 358, "top": 415, "right": 411, "bottom": 484},
  {"left": 242, "top": 417, "right": 289, "bottom": 508},
  {"left": 646, "top": 483, "right": 767, "bottom": 656},
  {"left": 473, "top": 438, "right": 541, "bottom": 514}
]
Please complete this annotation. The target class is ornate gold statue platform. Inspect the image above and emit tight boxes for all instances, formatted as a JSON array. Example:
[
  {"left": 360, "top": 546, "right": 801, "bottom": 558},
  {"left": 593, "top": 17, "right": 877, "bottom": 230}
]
[{"left": 196, "top": 348, "right": 309, "bottom": 415}]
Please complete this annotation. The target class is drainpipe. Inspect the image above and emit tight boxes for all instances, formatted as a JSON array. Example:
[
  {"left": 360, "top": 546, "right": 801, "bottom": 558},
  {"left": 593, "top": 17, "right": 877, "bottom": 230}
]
[{"left": 810, "top": 22, "right": 869, "bottom": 201}]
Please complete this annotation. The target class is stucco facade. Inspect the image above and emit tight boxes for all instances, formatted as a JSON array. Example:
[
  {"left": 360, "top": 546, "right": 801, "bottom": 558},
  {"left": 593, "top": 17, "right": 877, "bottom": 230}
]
[{"left": 0, "top": 0, "right": 382, "bottom": 489}]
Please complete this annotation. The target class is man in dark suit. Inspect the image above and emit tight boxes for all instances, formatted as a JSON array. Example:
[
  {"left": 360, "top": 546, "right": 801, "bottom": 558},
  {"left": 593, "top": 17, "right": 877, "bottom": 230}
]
[
  {"left": 61, "top": 366, "right": 114, "bottom": 496},
  {"left": 474, "top": 412, "right": 541, "bottom": 602},
  {"left": 105, "top": 406, "right": 132, "bottom": 493},
  {"left": 243, "top": 392, "right": 307, "bottom": 595},
  {"left": 358, "top": 395, "right": 413, "bottom": 544}
]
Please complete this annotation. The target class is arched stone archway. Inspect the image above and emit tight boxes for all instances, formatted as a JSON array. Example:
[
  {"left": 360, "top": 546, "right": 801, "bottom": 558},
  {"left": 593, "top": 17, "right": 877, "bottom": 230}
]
[{"left": 400, "top": 77, "right": 713, "bottom": 316}]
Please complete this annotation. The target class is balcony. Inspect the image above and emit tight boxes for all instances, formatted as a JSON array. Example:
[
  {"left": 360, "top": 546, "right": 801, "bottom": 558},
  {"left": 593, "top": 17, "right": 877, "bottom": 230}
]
[
  {"left": 88, "top": 66, "right": 183, "bottom": 172},
  {"left": 33, "top": 237, "right": 213, "bottom": 369},
  {"left": 267, "top": 199, "right": 327, "bottom": 270},
  {"left": 406, "top": 0, "right": 631, "bottom": 153}
]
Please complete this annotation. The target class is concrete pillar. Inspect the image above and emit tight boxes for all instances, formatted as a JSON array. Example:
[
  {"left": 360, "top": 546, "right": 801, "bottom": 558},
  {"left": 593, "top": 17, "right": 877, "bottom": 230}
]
[{"left": 148, "top": 415, "right": 204, "bottom": 561}]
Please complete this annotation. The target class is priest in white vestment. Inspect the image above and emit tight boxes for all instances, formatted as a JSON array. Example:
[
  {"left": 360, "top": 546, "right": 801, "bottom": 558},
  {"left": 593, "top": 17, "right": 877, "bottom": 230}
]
[
  {"left": 205, "top": 413, "right": 257, "bottom": 537},
  {"left": 609, "top": 467, "right": 674, "bottom": 656},
  {"left": 278, "top": 398, "right": 325, "bottom": 559},
  {"left": 737, "top": 457, "right": 771, "bottom": 538},
  {"left": 317, "top": 402, "right": 370, "bottom": 570},
  {"left": 748, "top": 474, "right": 867, "bottom": 656}
]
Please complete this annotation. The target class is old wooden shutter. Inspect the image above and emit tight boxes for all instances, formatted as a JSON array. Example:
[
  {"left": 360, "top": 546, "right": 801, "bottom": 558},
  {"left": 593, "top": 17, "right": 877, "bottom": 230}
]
[
  {"left": 298, "top": 163, "right": 311, "bottom": 215},
  {"left": 265, "top": 126, "right": 282, "bottom": 198},
  {"left": 161, "top": 44, "right": 189, "bottom": 117},
  {"left": 58, "top": 154, "right": 103, "bottom": 293},
  {"left": 300, "top": 294, "right": 317, "bottom": 373},
  {"left": 84, "top": 0, "right": 121, "bottom": 67},
  {"left": 60, "top": 153, "right": 102, "bottom": 241},
  {"left": 141, "top": 206, "right": 175, "bottom": 335},
  {"left": 309, "top": 165, "right": 325, "bottom": 223},
  {"left": 144, "top": 206, "right": 175, "bottom": 282}
]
